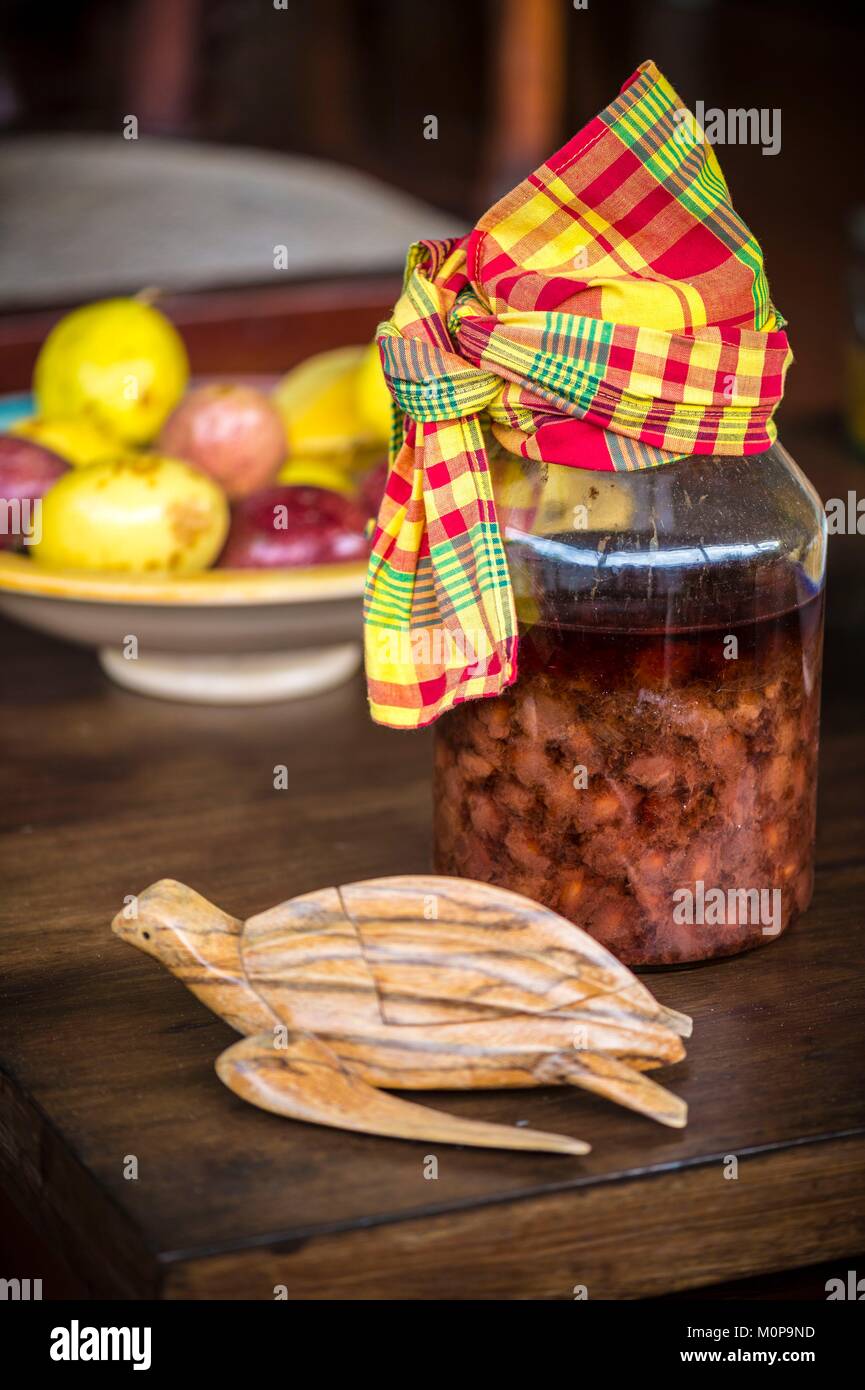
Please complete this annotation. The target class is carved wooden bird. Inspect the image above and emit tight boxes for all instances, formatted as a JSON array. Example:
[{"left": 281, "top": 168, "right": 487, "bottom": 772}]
[{"left": 112, "top": 875, "right": 691, "bottom": 1156}]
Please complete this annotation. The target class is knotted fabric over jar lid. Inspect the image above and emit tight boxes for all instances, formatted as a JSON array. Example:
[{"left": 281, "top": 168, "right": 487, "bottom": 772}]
[{"left": 364, "top": 59, "right": 792, "bottom": 729}]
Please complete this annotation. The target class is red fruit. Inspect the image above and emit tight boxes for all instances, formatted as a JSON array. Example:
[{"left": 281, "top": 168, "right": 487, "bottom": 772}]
[
  {"left": 218, "top": 484, "right": 369, "bottom": 569},
  {"left": 160, "top": 384, "right": 285, "bottom": 500},
  {"left": 0, "top": 435, "right": 68, "bottom": 549},
  {"left": 358, "top": 458, "right": 388, "bottom": 519}
]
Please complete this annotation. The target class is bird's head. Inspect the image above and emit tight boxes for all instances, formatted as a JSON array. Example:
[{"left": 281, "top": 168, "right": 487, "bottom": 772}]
[
  {"left": 111, "top": 878, "right": 234, "bottom": 971},
  {"left": 111, "top": 879, "right": 187, "bottom": 966}
]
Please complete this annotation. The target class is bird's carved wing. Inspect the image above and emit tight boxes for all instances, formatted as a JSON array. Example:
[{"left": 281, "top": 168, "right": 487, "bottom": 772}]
[
  {"left": 339, "top": 876, "right": 688, "bottom": 1039},
  {"left": 216, "top": 1031, "right": 590, "bottom": 1156},
  {"left": 240, "top": 886, "right": 383, "bottom": 1032}
]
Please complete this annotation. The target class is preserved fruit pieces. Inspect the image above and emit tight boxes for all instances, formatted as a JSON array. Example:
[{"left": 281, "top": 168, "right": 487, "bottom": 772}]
[{"left": 434, "top": 597, "right": 822, "bottom": 965}]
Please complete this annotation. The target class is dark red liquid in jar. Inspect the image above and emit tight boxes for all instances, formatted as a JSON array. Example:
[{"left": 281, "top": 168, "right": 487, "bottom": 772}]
[{"left": 434, "top": 595, "right": 823, "bottom": 966}]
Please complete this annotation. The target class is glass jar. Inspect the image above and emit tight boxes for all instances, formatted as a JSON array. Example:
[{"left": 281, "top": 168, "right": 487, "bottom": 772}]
[{"left": 433, "top": 438, "right": 826, "bottom": 966}]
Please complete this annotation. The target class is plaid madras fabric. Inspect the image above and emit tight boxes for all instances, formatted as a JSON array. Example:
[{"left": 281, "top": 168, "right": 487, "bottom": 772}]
[{"left": 365, "top": 60, "right": 792, "bottom": 729}]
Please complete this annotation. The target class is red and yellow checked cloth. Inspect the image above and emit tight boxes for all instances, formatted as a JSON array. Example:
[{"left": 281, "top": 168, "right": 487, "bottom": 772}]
[{"left": 364, "top": 60, "right": 792, "bottom": 728}]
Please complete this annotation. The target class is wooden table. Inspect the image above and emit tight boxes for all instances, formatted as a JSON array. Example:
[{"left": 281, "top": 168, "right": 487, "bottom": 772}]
[{"left": 1, "top": 351, "right": 864, "bottom": 1296}]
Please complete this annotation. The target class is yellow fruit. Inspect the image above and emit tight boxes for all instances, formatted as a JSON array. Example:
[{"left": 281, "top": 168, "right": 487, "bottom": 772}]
[
  {"left": 33, "top": 455, "right": 228, "bottom": 574},
  {"left": 355, "top": 338, "right": 393, "bottom": 443},
  {"left": 275, "top": 457, "right": 358, "bottom": 498},
  {"left": 34, "top": 298, "right": 189, "bottom": 445},
  {"left": 11, "top": 414, "right": 121, "bottom": 467},
  {"left": 272, "top": 346, "right": 368, "bottom": 456}
]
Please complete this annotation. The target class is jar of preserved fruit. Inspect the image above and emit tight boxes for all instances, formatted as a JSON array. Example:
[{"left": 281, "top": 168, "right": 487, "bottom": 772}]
[{"left": 433, "top": 437, "right": 826, "bottom": 966}]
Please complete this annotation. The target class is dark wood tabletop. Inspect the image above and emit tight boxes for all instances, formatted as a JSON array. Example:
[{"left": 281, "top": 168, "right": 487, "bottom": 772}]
[{"left": 1, "top": 310, "right": 864, "bottom": 1301}]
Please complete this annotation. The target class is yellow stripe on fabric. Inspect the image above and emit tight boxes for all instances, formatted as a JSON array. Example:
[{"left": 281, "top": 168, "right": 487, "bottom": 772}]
[{"left": 363, "top": 61, "right": 790, "bottom": 729}]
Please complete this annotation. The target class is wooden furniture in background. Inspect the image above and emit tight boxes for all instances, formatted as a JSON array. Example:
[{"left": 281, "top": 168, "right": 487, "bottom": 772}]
[
  {"left": 0, "top": 277, "right": 400, "bottom": 391},
  {"left": 125, "top": 0, "right": 203, "bottom": 135},
  {"left": 482, "top": 0, "right": 567, "bottom": 205}
]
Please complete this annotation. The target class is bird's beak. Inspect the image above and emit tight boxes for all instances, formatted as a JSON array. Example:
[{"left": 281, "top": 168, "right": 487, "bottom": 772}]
[{"left": 111, "top": 908, "right": 130, "bottom": 937}]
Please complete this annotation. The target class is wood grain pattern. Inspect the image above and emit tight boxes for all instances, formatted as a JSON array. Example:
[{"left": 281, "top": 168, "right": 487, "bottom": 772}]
[
  {"left": 162, "top": 1135, "right": 865, "bottom": 1300},
  {"left": 217, "top": 1032, "right": 590, "bottom": 1156},
  {"left": 114, "top": 875, "right": 689, "bottom": 1141},
  {"left": 338, "top": 875, "right": 690, "bottom": 1031},
  {"left": 112, "top": 878, "right": 276, "bottom": 1035},
  {"left": 0, "top": 382, "right": 862, "bottom": 1296}
]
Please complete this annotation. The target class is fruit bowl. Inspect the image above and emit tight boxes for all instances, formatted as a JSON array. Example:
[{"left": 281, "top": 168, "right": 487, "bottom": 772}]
[
  {"left": 0, "top": 551, "right": 366, "bottom": 704},
  {"left": 0, "top": 323, "right": 385, "bottom": 704}
]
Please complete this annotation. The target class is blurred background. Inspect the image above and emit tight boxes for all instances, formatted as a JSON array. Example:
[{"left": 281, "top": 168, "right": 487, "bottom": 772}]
[{"left": 1, "top": 0, "right": 864, "bottom": 422}]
